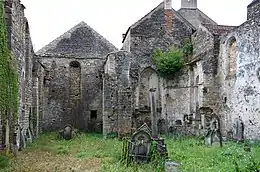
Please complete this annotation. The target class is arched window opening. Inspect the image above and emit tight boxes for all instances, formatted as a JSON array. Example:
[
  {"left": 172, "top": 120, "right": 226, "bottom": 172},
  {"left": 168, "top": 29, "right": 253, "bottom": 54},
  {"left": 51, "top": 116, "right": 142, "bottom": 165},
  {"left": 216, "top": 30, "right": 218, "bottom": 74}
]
[
  {"left": 228, "top": 37, "right": 237, "bottom": 76},
  {"left": 69, "top": 60, "right": 81, "bottom": 128},
  {"left": 25, "top": 22, "right": 29, "bottom": 34},
  {"left": 70, "top": 61, "right": 80, "bottom": 68}
]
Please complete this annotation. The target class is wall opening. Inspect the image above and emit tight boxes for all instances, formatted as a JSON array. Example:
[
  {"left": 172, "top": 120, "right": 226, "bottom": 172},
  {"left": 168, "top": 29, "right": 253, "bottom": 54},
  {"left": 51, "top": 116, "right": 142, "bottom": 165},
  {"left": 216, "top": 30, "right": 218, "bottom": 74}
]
[
  {"left": 136, "top": 68, "right": 160, "bottom": 129},
  {"left": 195, "top": 75, "right": 199, "bottom": 107},
  {"left": 91, "top": 110, "right": 97, "bottom": 119},
  {"left": 228, "top": 37, "right": 237, "bottom": 76},
  {"left": 69, "top": 61, "right": 81, "bottom": 128},
  {"left": 70, "top": 61, "right": 80, "bottom": 68}
]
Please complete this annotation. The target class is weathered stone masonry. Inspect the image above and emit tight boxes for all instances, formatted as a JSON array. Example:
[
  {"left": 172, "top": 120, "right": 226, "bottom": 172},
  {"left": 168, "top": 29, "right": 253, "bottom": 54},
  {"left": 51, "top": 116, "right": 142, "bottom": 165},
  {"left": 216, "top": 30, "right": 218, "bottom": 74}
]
[
  {"left": 36, "top": 22, "right": 117, "bottom": 132},
  {"left": 2, "top": 0, "right": 44, "bottom": 149},
  {"left": 106, "top": 0, "right": 260, "bottom": 139},
  {"left": 1, "top": 0, "right": 260, "bottom": 144}
]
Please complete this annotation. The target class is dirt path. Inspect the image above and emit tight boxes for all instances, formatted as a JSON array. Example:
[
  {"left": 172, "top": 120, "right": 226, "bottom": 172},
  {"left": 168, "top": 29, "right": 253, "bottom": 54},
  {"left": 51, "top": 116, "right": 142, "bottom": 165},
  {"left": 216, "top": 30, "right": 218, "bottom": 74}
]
[{"left": 9, "top": 151, "right": 102, "bottom": 172}]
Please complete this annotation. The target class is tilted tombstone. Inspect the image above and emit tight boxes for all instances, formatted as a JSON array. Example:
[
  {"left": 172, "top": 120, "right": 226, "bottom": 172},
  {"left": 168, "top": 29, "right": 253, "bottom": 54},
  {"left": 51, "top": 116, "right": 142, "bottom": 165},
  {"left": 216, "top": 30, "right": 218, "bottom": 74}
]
[
  {"left": 234, "top": 116, "right": 244, "bottom": 142},
  {"left": 204, "top": 114, "right": 223, "bottom": 147}
]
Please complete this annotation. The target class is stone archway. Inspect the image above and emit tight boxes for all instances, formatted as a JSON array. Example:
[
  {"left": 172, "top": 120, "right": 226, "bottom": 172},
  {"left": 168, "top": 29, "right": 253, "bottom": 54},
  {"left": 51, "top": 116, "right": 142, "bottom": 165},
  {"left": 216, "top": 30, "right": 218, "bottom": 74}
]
[{"left": 134, "top": 68, "right": 160, "bottom": 129}]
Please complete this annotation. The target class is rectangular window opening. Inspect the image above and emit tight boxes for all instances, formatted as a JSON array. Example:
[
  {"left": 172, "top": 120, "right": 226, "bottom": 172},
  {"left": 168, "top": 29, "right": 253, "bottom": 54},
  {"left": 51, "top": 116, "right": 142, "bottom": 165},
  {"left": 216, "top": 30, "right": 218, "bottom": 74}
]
[{"left": 91, "top": 110, "right": 97, "bottom": 119}]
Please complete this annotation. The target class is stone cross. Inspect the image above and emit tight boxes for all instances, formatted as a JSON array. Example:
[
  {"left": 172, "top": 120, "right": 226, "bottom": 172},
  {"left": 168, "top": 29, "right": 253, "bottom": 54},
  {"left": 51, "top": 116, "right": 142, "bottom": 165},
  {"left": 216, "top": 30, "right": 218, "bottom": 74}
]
[{"left": 149, "top": 88, "right": 158, "bottom": 138}]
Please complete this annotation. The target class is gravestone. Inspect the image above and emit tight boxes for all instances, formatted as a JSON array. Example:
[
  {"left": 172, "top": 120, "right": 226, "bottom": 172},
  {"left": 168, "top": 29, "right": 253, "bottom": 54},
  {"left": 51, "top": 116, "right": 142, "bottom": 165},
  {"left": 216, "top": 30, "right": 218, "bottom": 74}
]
[
  {"left": 234, "top": 116, "right": 244, "bottom": 142},
  {"left": 129, "top": 123, "right": 152, "bottom": 162},
  {"left": 204, "top": 114, "right": 223, "bottom": 147},
  {"left": 59, "top": 124, "right": 73, "bottom": 140},
  {"left": 128, "top": 123, "right": 168, "bottom": 163},
  {"left": 226, "top": 130, "right": 233, "bottom": 141},
  {"left": 63, "top": 124, "right": 73, "bottom": 140},
  {"left": 158, "top": 119, "right": 167, "bottom": 134}
]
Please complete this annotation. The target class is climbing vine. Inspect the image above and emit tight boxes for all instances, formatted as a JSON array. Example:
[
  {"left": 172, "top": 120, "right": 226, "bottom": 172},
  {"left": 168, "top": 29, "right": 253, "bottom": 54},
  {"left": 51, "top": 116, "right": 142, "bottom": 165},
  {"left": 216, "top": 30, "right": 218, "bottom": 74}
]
[{"left": 0, "top": 1, "right": 19, "bottom": 119}]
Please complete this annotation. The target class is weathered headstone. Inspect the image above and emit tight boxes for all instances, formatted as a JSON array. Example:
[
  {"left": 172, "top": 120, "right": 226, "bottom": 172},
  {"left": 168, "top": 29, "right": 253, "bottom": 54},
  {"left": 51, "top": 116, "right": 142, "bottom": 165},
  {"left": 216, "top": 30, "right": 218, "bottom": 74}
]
[
  {"left": 204, "top": 114, "right": 223, "bottom": 147},
  {"left": 158, "top": 118, "right": 167, "bottom": 134},
  {"left": 226, "top": 130, "right": 233, "bottom": 141},
  {"left": 63, "top": 124, "right": 73, "bottom": 140},
  {"left": 234, "top": 116, "right": 244, "bottom": 143},
  {"left": 129, "top": 123, "right": 152, "bottom": 162}
]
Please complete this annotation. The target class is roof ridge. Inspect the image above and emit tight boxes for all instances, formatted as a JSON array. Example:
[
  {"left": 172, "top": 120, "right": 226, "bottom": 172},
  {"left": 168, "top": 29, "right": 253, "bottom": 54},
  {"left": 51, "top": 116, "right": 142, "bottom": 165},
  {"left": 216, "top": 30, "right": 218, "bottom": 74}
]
[
  {"left": 202, "top": 23, "right": 237, "bottom": 28},
  {"left": 195, "top": 9, "right": 217, "bottom": 25},
  {"left": 37, "top": 21, "right": 117, "bottom": 55},
  {"left": 131, "top": 2, "right": 164, "bottom": 28}
]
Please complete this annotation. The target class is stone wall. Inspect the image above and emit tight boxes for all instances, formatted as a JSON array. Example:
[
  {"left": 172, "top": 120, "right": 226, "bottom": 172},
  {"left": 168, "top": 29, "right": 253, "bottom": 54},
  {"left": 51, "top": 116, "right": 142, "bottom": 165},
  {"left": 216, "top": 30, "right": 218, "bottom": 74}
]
[
  {"left": 120, "top": 2, "right": 196, "bottom": 135},
  {"left": 164, "top": 68, "right": 191, "bottom": 126},
  {"left": 103, "top": 51, "right": 134, "bottom": 136},
  {"left": 218, "top": 2, "right": 260, "bottom": 139},
  {"left": 3, "top": 0, "right": 41, "bottom": 148},
  {"left": 38, "top": 56, "right": 105, "bottom": 132},
  {"left": 129, "top": 5, "right": 193, "bottom": 70},
  {"left": 37, "top": 22, "right": 117, "bottom": 132},
  {"left": 3, "top": 0, "right": 258, "bottom": 140}
]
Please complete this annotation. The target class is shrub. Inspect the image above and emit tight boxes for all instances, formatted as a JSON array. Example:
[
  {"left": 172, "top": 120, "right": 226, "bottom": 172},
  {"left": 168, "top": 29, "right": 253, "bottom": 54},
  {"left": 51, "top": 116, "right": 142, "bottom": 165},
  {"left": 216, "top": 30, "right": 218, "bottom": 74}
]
[{"left": 152, "top": 47, "right": 185, "bottom": 78}]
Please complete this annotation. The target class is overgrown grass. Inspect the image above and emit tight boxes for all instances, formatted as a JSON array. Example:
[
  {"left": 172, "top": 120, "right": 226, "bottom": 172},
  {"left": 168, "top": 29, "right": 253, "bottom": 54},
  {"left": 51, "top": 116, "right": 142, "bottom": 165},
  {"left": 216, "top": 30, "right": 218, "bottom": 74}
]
[
  {"left": 166, "top": 136, "right": 260, "bottom": 172},
  {"left": 3, "top": 133, "right": 260, "bottom": 172}
]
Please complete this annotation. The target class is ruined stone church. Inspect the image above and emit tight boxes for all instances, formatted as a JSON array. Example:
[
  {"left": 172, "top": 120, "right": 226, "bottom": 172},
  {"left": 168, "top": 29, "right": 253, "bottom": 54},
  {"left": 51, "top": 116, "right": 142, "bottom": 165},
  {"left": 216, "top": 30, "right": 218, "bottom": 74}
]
[{"left": 1, "top": 0, "right": 260, "bottom": 148}]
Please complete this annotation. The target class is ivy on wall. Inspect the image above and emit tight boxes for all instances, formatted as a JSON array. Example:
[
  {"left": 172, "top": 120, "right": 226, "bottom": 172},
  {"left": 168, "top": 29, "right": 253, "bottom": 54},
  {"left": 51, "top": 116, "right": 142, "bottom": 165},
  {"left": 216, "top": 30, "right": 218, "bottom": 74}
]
[{"left": 0, "top": 1, "right": 19, "bottom": 119}]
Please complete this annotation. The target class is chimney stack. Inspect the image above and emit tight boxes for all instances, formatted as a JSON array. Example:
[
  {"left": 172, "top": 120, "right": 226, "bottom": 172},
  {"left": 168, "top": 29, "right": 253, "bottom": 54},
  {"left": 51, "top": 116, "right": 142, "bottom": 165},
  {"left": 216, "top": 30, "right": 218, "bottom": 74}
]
[
  {"left": 164, "top": 0, "right": 172, "bottom": 9},
  {"left": 164, "top": 0, "right": 173, "bottom": 34},
  {"left": 181, "top": 0, "right": 197, "bottom": 9}
]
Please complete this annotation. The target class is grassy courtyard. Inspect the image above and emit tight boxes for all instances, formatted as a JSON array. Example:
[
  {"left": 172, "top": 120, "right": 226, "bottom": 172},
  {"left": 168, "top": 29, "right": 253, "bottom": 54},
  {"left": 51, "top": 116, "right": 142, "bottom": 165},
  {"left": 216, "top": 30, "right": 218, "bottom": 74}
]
[{"left": 1, "top": 133, "right": 260, "bottom": 172}]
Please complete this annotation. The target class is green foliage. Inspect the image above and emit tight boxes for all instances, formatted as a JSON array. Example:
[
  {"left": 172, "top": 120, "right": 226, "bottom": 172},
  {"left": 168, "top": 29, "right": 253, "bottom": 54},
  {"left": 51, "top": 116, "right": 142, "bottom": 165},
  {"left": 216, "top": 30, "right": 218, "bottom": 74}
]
[
  {"left": 5, "top": 133, "right": 260, "bottom": 172},
  {"left": 182, "top": 38, "right": 193, "bottom": 57},
  {"left": 166, "top": 137, "right": 260, "bottom": 172},
  {"left": 0, "top": 1, "right": 19, "bottom": 118},
  {"left": 149, "top": 141, "right": 166, "bottom": 171},
  {"left": 152, "top": 38, "right": 194, "bottom": 78},
  {"left": 107, "top": 132, "right": 118, "bottom": 139},
  {"left": 0, "top": 155, "right": 10, "bottom": 169},
  {"left": 152, "top": 47, "right": 185, "bottom": 78}
]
